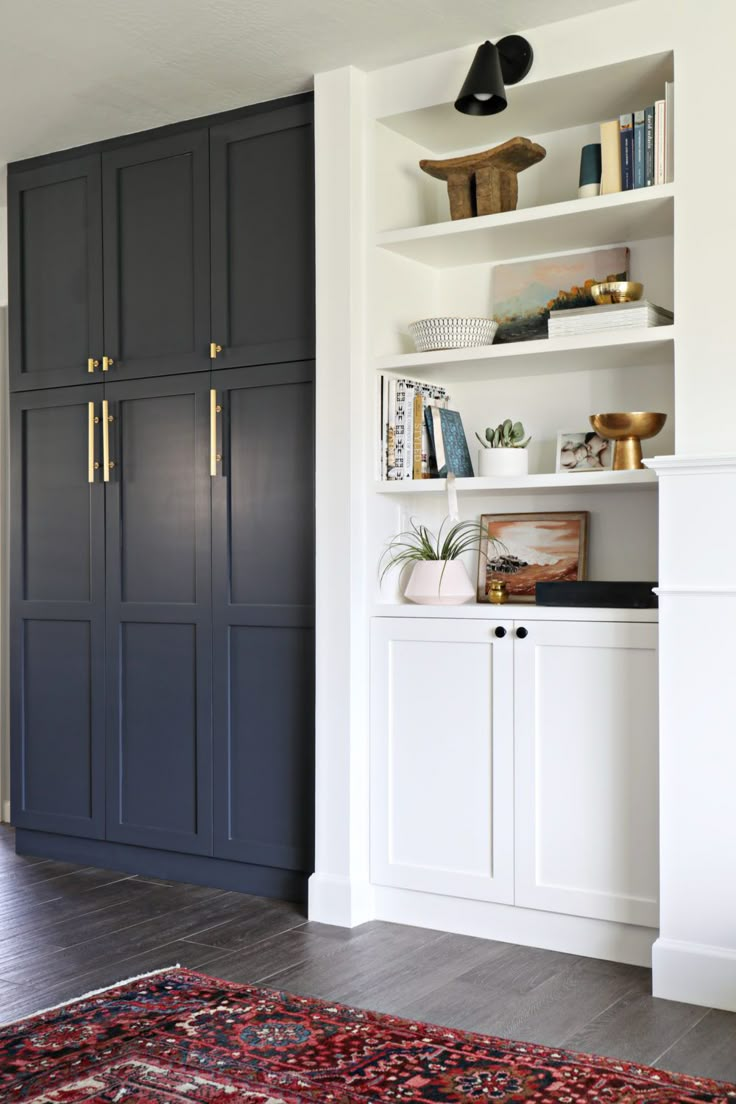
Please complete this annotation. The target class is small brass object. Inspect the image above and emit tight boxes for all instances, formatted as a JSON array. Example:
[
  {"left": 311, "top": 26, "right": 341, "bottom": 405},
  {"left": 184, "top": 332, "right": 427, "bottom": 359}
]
[
  {"left": 589, "top": 411, "right": 667, "bottom": 470},
  {"left": 210, "top": 342, "right": 223, "bottom": 359},
  {"left": 88, "top": 402, "right": 96, "bottom": 483},
  {"left": 210, "top": 389, "right": 219, "bottom": 476},
  {"left": 488, "top": 579, "right": 509, "bottom": 605},
  {"left": 102, "top": 355, "right": 114, "bottom": 372},
  {"left": 102, "top": 399, "right": 111, "bottom": 482},
  {"left": 590, "top": 281, "right": 643, "bottom": 304},
  {"left": 87, "top": 357, "right": 100, "bottom": 373}
]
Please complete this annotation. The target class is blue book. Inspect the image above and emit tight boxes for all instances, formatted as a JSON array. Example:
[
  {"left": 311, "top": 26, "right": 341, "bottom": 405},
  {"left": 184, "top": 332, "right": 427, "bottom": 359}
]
[
  {"left": 645, "top": 105, "right": 655, "bottom": 186},
  {"left": 619, "top": 114, "right": 634, "bottom": 190},
  {"left": 424, "top": 407, "right": 474, "bottom": 478},
  {"left": 633, "top": 109, "right": 646, "bottom": 188}
]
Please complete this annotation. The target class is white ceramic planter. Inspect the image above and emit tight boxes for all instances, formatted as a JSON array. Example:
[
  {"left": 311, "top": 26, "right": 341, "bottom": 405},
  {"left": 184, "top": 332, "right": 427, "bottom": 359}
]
[
  {"left": 404, "top": 560, "right": 476, "bottom": 605},
  {"left": 477, "top": 448, "right": 529, "bottom": 477}
]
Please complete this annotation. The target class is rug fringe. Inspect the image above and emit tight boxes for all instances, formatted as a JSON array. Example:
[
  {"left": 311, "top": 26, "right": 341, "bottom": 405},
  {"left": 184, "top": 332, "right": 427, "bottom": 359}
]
[{"left": 3, "top": 964, "right": 182, "bottom": 1026}]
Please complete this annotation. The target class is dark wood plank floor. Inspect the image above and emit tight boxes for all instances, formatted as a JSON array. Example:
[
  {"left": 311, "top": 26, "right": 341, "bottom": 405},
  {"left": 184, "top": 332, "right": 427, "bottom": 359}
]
[{"left": 0, "top": 826, "right": 734, "bottom": 1083}]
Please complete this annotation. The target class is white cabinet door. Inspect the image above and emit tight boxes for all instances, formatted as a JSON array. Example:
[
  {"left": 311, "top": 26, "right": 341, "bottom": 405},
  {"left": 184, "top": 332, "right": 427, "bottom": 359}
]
[
  {"left": 514, "top": 619, "right": 659, "bottom": 927},
  {"left": 370, "top": 617, "right": 514, "bottom": 903}
]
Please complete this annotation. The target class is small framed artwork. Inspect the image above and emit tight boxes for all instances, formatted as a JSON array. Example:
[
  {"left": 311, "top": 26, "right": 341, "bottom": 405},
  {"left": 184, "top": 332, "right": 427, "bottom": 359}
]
[
  {"left": 477, "top": 511, "right": 589, "bottom": 603},
  {"left": 556, "top": 430, "right": 614, "bottom": 473}
]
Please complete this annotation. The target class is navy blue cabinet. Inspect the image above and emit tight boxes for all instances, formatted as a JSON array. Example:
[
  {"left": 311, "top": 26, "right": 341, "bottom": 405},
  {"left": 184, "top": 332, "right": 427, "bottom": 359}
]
[
  {"left": 104, "top": 375, "right": 213, "bottom": 854},
  {"left": 8, "top": 158, "right": 103, "bottom": 391},
  {"left": 211, "top": 363, "right": 314, "bottom": 872},
  {"left": 8, "top": 94, "right": 315, "bottom": 901},
  {"left": 210, "top": 102, "right": 315, "bottom": 369},
  {"left": 102, "top": 131, "right": 211, "bottom": 380},
  {"left": 10, "top": 386, "right": 106, "bottom": 837}
]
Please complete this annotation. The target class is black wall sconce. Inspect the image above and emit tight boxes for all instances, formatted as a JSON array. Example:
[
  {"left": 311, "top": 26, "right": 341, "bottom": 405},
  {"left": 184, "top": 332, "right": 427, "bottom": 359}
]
[{"left": 455, "top": 36, "right": 534, "bottom": 116}]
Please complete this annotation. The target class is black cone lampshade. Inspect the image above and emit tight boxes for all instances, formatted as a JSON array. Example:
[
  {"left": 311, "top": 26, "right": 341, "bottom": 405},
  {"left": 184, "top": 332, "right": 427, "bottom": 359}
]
[{"left": 455, "top": 35, "right": 534, "bottom": 116}]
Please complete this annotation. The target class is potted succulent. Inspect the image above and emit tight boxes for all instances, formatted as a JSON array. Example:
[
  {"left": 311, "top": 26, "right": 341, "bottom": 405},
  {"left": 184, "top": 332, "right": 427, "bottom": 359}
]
[
  {"left": 380, "top": 518, "right": 502, "bottom": 605},
  {"left": 476, "top": 419, "right": 531, "bottom": 477}
]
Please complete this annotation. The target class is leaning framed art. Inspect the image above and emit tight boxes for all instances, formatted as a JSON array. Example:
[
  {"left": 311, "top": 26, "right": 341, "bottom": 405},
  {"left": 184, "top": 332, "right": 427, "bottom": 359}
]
[{"left": 477, "top": 511, "right": 589, "bottom": 602}]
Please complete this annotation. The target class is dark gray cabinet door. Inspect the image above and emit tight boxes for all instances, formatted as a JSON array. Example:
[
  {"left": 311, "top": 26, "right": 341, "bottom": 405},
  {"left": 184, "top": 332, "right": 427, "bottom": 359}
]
[
  {"left": 102, "top": 131, "right": 210, "bottom": 380},
  {"left": 10, "top": 386, "right": 106, "bottom": 838},
  {"left": 211, "top": 363, "right": 314, "bottom": 872},
  {"left": 8, "top": 157, "right": 104, "bottom": 391},
  {"left": 210, "top": 102, "right": 314, "bottom": 370},
  {"left": 104, "top": 374, "right": 213, "bottom": 854}
]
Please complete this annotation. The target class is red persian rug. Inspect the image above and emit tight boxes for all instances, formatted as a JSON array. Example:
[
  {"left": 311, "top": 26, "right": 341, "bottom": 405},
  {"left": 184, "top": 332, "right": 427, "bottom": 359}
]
[{"left": 1, "top": 967, "right": 734, "bottom": 1103}]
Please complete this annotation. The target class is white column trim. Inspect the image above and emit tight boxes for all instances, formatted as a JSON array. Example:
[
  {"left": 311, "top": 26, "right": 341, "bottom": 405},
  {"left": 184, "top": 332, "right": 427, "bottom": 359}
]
[
  {"left": 655, "top": 585, "right": 736, "bottom": 596},
  {"left": 644, "top": 453, "right": 736, "bottom": 476},
  {"left": 653, "top": 938, "right": 736, "bottom": 1013}
]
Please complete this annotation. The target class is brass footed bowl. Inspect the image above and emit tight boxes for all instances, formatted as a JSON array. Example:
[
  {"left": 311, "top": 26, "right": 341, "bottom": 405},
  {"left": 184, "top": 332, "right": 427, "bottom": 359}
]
[
  {"left": 589, "top": 412, "right": 667, "bottom": 470},
  {"left": 590, "top": 280, "right": 644, "bottom": 304}
]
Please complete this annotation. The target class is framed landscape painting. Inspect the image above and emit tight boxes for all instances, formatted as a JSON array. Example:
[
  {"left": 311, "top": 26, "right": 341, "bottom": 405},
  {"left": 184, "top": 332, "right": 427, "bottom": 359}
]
[
  {"left": 478, "top": 511, "right": 589, "bottom": 602},
  {"left": 491, "top": 246, "right": 630, "bottom": 343}
]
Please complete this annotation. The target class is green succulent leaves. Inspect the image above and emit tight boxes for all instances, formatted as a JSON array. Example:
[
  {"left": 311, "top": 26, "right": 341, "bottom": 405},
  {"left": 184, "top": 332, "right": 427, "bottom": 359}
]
[{"left": 476, "top": 419, "right": 531, "bottom": 449}]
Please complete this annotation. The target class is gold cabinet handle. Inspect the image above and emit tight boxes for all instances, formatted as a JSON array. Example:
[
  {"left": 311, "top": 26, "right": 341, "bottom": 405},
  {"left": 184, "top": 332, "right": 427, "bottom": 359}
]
[
  {"left": 88, "top": 358, "right": 100, "bottom": 374},
  {"left": 210, "top": 342, "right": 223, "bottom": 359},
  {"left": 88, "top": 402, "right": 100, "bottom": 482},
  {"left": 102, "top": 399, "right": 113, "bottom": 481},
  {"left": 102, "top": 355, "right": 114, "bottom": 372},
  {"left": 210, "top": 389, "right": 222, "bottom": 476}
]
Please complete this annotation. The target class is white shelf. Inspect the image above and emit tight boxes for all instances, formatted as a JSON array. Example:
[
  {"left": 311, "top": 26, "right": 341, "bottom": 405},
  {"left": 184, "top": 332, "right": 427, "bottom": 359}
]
[
  {"left": 371, "top": 603, "right": 659, "bottom": 623},
  {"left": 378, "top": 52, "right": 674, "bottom": 156},
  {"left": 377, "top": 186, "right": 674, "bottom": 268},
  {"left": 377, "top": 328, "right": 675, "bottom": 383},
  {"left": 375, "top": 469, "right": 658, "bottom": 495}
]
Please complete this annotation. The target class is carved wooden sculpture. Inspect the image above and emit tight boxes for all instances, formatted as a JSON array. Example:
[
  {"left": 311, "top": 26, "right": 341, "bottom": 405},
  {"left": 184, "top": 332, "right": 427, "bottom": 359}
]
[{"left": 420, "top": 136, "right": 546, "bottom": 220}]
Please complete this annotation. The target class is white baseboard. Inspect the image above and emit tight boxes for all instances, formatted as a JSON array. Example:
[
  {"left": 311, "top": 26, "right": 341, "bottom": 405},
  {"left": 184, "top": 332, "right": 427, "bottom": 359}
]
[
  {"left": 653, "top": 937, "right": 736, "bottom": 1012},
  {"left": 373, "top": 885, "right": 657, "bottom": 968},
  {"left": 308, "top": 872, "right": 375, "bottom": 928},
  {"left": 2, "top": 800, "right": 9, "bottom": 824}
]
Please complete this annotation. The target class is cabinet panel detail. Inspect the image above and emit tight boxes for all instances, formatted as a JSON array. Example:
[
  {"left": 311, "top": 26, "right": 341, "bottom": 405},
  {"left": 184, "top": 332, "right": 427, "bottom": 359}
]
[
  {"left": 514, "top": 620, "right": 659, "bottom": 927},
  {"left": 22, "top": 404, "right": 92, "bottom": 602},
  {"left": 117, "top": 621, "right": 198, "bottom": 836},
  {"left": 22, "top": 619, "right": 93, "bottom": 820},
  {"left": 8, "top": 156, "right": 103, "bottom": 390},
  {"left": 119, "top": 393, "right": 197, "bottom": 604},
  {"left": 370, "top": 618, "right": 514, "bottom": 903},
  {"left": 228, "top": 381, "right": 314, "bottom": 607},
  {"left": 210, "top": 103, "right": 314, "bottom": 368}
]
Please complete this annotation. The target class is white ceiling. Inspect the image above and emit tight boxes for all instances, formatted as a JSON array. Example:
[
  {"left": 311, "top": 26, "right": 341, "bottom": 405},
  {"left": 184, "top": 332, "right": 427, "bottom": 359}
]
[{"left": 0, "top": 0, "right": 630, "bottom": 191}]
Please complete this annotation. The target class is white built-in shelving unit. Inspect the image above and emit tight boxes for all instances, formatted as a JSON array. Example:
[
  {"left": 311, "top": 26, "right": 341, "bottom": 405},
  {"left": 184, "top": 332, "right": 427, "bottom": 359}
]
[{"left": 370, "top": 45, "right": 675, "bottom": 591}]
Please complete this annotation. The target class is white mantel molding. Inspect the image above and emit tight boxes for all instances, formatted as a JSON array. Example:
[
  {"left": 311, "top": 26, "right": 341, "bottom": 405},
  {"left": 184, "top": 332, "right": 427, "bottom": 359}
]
[
  {"left": 644, "top": 454, "right": 736, "bottom": 476},
  {"left": 655, "top": 586, "right": 736, "bottom": 596}
]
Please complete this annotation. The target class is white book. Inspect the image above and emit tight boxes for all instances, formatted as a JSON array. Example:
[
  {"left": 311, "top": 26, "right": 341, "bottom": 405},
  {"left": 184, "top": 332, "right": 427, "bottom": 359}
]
[
  {"left": 403, "top": 380, "right": 416, "bottom": 480},
  {"left": 386, "top": 379, "right": 397, "bottom": 479},
  {"left": 665, "top": 81, "right": 674, "bottom": 183},
  {"left": 655, "top": 99, "right": 666, "bottom": 186}
]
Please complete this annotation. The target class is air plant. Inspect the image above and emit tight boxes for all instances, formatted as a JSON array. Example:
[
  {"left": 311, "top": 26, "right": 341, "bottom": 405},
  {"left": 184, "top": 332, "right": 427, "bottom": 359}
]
[
  {"left": 380, "top": 517, "right": 505, "bottom": 587},
  {"left": 476, "top": 419, "right": 531, "bottom": 449}
]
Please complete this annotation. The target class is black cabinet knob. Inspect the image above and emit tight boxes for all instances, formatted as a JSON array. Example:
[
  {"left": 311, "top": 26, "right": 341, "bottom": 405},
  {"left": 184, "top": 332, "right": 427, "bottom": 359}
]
[
  {"left": 516, "top": 626, "right": 528, "bottom": 639},
  {"left": 494, "top": 626, "right": 506, "bottom": 638}
]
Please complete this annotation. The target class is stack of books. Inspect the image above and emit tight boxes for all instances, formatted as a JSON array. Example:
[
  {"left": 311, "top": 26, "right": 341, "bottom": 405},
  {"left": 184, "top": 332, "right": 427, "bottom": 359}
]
[
  {"left": 379, "top": 376, "right": 474, "bottom": 480},
  {"left": 599, "top": 81, "right": 673, "bottom": 193},
  {"left": 380, "top": 376, "right": 448, "bottom": 481},
  {"left": 548, "top": 300, "right": 674, "bottom": 338}
]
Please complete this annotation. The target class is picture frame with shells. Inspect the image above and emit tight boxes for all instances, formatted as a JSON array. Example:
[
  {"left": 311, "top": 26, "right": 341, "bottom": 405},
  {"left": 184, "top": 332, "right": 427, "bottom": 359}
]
[{"left": 555, "top": 429, "right": 613, "bottom": 473}]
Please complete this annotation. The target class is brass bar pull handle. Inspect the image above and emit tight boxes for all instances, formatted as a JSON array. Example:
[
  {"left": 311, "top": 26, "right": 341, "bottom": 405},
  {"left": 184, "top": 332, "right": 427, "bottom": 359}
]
[
  {"left": 102, "top": 399, "right": 112, "bottom": 482},
  {"left": 102, "top": 355, "right": 114, "bottom": 372},
  {"left": 210, "top": 389, "right": 222, "bottom": 476},
  {"left": 88, "top": 358, "right": 100, "bottom": 374},
  {"left": 88, "top": 402, "right": 99, "bottom": 483},
  {"left": 210, "top": 342, "right": 223, "bottom": 359}
]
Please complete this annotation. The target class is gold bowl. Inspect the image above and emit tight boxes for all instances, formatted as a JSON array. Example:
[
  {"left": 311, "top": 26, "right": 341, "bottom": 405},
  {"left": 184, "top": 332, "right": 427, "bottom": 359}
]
[
  {"left": 589, "top": 412, "right": 667, "bottom": 470},
  {"left": 590, "top": 280, "right": 644, "bottom": 304}
]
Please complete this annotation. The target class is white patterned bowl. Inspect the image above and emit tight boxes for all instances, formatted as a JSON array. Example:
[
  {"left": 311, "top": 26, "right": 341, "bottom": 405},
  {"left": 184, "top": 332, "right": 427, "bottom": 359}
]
[{"left": 408, "top": 317, "right": 498, "bottom": 353}]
